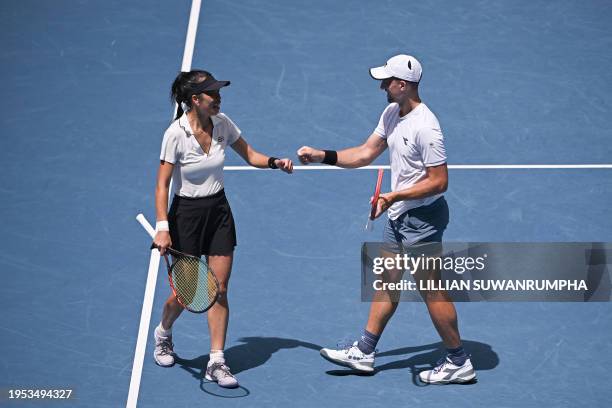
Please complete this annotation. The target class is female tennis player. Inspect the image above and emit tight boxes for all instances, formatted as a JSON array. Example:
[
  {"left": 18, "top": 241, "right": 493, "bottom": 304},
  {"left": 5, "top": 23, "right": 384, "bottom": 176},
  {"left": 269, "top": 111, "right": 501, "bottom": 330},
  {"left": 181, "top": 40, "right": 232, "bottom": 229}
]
[{"left": 151, "top": 70, "right": 293, "bottom": 388}]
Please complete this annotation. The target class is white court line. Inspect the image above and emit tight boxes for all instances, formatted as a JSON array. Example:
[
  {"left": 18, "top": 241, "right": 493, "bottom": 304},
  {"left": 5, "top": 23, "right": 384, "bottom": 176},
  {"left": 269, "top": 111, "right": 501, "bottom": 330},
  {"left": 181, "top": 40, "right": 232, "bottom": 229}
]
[
  {"left": 126, "top": 1, "right": 201, "bottom": 407},
  {"left": 180, "top": 0, "right": 201, "bottom": 72},
  {"left": 223, "top": 164, "right": 612, "bottom": 171}
]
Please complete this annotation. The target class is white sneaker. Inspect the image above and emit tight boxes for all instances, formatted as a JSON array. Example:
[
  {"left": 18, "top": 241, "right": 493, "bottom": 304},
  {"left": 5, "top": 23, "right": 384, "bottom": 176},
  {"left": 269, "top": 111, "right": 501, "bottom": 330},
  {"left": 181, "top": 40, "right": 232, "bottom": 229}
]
[
  {"left": 205, "top": 361, "right": 239, "bottom": 388},
  {"left": 320, "top": 341, "right": 375, "bottom": 372},
  {"left": 153, "top": 329, "right": 175, "bottom": 367},
  {"left": 419, "top": 357, "right": 476, "bottom": 384}
]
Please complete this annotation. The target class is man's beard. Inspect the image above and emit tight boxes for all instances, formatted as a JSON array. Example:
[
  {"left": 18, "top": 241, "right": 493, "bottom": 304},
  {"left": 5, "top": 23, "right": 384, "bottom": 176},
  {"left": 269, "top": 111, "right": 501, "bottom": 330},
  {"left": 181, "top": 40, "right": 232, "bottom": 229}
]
[{"left": 386, "top": 93, "right": 394, "bottom": 103}]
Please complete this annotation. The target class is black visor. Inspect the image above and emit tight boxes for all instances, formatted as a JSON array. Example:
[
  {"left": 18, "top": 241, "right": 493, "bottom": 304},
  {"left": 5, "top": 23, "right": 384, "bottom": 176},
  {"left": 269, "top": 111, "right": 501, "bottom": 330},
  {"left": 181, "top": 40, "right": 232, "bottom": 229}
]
[{"left": 189, "top": 75, "right": 230, "bottom": 94}]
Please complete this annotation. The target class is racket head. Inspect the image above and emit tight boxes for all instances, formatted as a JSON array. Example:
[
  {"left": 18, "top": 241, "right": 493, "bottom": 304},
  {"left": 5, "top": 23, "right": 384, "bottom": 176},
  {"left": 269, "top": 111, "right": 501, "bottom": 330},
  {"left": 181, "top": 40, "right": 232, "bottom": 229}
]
[
  {"left": 369, "top": 169, "right": 384, "bottom": 220},
  {"left": 161, "top": 247, "right": 220, "bottom": 313}
]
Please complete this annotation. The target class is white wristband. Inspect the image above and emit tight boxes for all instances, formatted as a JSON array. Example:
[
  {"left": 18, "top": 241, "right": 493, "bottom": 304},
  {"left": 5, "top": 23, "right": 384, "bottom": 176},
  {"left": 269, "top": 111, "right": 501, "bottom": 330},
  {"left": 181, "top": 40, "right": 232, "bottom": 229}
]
[{"left": 156, "top": 220, "right": 169, "bottom": 232}]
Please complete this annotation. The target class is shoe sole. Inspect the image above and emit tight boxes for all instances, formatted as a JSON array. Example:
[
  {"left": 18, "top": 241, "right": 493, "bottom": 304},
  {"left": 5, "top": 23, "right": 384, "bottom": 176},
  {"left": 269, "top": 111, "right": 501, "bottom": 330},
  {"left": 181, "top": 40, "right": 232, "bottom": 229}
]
[
  {"left": 154, "top": 356, "right": 175, "bottom": 368},
  {"left": 320, "top": 350, "right": 374, "bottom": 373},
  {"left": 204, "top": 373, "right": 239, "bottom": 389},
  {"left": 419, "top": 373, "right": 476, "bottom": 384}
]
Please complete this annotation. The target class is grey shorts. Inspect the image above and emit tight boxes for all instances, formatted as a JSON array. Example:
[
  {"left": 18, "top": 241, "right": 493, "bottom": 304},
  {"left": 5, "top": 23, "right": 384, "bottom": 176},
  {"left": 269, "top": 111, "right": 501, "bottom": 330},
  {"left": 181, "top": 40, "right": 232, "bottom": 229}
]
[{"left": 383, "top": 197, "right": 449, "bottom": 253}]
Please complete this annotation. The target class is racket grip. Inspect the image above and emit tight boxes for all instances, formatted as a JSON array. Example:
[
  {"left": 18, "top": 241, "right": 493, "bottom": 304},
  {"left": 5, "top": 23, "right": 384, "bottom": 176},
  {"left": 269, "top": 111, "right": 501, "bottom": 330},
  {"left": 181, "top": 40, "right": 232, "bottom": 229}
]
[{"left": 136, "top": 213, "right": 156, "bottom": 239}]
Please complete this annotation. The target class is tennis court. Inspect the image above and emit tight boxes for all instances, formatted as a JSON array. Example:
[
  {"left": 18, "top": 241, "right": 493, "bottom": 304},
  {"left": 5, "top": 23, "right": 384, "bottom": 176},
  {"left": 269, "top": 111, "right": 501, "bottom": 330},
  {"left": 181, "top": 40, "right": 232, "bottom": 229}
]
[{"left": 1, "top": 0, "right": 611, "bottom": 407}]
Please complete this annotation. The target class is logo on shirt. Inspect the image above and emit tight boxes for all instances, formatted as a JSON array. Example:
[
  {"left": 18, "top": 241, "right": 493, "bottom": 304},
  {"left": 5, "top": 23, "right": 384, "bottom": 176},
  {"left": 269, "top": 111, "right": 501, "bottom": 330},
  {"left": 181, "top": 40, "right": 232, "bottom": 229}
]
[
  {"left": 217, "top": 136, "right": 224, "bottom": 143},
  {"left": 403, "top": 137, "right": 409, "bottom": 145}
]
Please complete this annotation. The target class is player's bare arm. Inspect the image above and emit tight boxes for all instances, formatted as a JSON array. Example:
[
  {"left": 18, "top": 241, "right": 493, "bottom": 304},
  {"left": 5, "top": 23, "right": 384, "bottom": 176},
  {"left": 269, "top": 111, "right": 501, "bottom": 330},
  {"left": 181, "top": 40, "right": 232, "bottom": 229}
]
[
  {"left": 231, "top": 136, "right": 293, "bottom": 173},
  {"left": 297, "top": 132, "right": 387, "bottom": 168},
  {"left": 154, "top": 160, "right": 174, "bottom": 254},
  {"left": 374, "top": 163, "right": 448, "bottom": 218}
]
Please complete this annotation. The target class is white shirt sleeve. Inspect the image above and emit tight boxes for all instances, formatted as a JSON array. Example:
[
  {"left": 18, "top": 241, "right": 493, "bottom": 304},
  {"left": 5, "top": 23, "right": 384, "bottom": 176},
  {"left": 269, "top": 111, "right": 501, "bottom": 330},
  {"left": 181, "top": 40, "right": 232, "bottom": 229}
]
[
  {"left": 373, "top": 104, "right": 399, "bottom": 138},
  {"left": 374, "top": 112, "right": 387, "bottom": 138},
  {"left": 160, "top": 129, "right": 179, "bottom": 164},
  {"left": 416, "top": 127, "right": 447, "bottom": 166},
  {"left": 221, "top": 113, "right": 242, "bottom": 145}
]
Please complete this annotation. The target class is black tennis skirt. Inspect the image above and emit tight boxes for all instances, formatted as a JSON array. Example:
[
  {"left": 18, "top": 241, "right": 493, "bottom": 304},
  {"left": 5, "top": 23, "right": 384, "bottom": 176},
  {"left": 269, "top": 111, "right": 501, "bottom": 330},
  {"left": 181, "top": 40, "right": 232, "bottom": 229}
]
[{"left": 168, "top": 189, "right": 237, "bottom": 256}]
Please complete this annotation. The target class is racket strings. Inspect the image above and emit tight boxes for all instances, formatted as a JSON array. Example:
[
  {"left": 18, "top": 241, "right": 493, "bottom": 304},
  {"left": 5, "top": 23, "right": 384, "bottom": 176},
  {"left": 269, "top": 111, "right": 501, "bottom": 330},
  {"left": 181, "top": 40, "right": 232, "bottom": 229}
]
[{"left": 171, "top": 256, "right": 216, "bottom": 311}]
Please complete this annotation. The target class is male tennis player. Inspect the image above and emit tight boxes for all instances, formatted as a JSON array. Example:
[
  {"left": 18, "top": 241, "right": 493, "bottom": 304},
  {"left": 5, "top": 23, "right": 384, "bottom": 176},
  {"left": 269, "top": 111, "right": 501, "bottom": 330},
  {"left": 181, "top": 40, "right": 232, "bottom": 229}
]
[{"left": 297, "top": 54, "right": 475, "bottom": 384}]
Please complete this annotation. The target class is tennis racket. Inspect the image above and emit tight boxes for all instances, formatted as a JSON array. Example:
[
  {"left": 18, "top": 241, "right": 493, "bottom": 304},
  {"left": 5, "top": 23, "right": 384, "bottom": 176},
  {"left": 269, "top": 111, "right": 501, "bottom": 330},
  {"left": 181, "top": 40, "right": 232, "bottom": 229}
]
[
  {"left": 136, "top": 214, "right": 220, "bottom": 313},
  {"left": 365, "top": 169, "right": 384, "bottom": 231}
]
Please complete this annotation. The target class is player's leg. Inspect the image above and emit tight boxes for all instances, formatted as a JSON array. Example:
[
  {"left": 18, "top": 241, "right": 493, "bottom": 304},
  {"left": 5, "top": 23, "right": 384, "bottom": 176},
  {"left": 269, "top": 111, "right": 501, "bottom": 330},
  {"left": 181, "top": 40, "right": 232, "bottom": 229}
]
[
  {"left": 207, "top": 254, "right": 232, "bottom": 350},
  {"left": 153, "top": 293, "right": 183, "bottom": 367},
  {"left": 416, "top": 268, "right": 474, "bottom": 383},
  {"left": 409, "top": 198, "right": 475, "bottom": 383},
  {"left": 153, "top": 241, "right": 190, "bottom": 367},
  {"left": 153, "top": 196, "right": 194, "bottom": 366},
  {"left": 365, "top": 248, "right": 405, "bottom": 334},
  {"left": 421, "top": 283, "right": 461, "bottom": 347},
  {"left": 320, "top": 221, "right": 403, "bottom": 372},
  {"left": 410, "top": 241, "right": 461, "bottom": 349},
  {"left": 204, "top": 253, "right": 239, "bottom": 388},
  {"left": 161, "top": 293, "right": 184, "bottom": 330}
]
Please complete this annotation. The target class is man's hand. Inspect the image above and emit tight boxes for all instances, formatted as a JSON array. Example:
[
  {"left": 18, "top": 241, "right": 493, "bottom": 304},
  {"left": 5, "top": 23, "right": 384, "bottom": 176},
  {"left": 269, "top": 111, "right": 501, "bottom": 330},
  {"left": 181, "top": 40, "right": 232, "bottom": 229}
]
[
  {"left": 296, "top": 146, "right": 325, "bottom": 164},
  {"left": 373, "top": 192, "right": 396, "bottom": 219}
]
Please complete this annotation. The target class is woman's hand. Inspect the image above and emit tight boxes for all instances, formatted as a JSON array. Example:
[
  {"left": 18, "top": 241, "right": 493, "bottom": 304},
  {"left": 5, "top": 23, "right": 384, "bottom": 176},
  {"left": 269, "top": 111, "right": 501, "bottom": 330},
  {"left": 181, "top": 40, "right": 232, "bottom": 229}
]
[
  {"left": 275, "top": 158, "right": 294, "bottom": 174},
  {"left": 154, "top": 231, "right": 172, "bottom": 256}
]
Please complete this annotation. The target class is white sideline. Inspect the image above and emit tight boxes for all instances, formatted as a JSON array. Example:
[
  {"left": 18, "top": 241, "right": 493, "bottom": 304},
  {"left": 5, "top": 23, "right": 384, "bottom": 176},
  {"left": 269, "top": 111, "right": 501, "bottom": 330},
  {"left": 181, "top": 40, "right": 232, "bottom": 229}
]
[{"left": 126, "top": 1, "right": 201, "bottom": 407}]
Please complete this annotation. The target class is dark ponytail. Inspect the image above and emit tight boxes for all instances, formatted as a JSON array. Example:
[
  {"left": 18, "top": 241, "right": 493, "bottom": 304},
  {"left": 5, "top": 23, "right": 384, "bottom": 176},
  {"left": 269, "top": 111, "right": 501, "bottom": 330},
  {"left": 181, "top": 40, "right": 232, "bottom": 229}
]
[{"left": 170, "top": 70, "right": 212, "bottom": 120}]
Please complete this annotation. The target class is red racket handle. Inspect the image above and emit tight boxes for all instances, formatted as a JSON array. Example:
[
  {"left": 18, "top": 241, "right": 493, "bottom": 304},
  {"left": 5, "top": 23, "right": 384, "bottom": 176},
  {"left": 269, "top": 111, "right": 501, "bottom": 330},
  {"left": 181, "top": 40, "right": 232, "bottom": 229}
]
[{"left": 370, "top": 169, "right": 384, "bottom": 219}]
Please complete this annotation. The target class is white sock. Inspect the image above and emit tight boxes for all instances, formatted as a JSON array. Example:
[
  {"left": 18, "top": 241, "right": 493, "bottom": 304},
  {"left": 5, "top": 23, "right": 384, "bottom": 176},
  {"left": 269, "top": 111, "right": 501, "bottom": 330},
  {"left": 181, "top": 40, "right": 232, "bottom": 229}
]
[
  {"left": 156, "top": 323, "right": 172, "bottom": 337},
  {"left": 208, "top": 350, "right": 225, "bottom": 366}
]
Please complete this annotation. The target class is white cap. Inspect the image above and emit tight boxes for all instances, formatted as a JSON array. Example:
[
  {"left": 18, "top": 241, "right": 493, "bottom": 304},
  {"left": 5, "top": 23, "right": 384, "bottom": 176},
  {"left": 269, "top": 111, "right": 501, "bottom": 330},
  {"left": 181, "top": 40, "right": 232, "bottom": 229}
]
[{"left": 369, "top": 54, "right": 422, "bottom": 83}]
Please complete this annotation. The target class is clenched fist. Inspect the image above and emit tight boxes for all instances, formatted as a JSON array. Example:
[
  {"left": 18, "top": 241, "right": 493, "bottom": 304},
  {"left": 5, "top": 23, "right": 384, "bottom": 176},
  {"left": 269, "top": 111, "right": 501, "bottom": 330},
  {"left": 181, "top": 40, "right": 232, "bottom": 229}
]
[{"left": 296, "top": 146, "right": 325, "bottom": 164}]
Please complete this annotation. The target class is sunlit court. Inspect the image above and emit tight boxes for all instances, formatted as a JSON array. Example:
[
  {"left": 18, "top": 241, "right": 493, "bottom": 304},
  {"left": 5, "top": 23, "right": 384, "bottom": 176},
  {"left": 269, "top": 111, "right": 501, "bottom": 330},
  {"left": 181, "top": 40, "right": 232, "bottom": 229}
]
[{"left": 1, "top": 1, "right": 611, "bottom": 407}]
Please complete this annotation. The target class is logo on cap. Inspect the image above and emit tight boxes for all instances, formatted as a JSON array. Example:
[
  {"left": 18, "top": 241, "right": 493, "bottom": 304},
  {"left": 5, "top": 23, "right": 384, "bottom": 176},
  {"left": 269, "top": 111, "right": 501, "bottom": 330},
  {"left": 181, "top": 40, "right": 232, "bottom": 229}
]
[{"left": 407, "top": 60, "right": 412, "bottom": 70}]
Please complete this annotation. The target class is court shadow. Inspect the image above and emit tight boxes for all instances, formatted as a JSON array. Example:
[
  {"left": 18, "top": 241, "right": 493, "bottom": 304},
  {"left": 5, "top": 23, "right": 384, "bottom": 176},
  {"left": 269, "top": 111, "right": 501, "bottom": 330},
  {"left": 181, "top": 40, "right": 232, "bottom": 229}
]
[
  {"left": 175, "top": 336, "right": 322, "bottom": 383},
  {"left": 326, "top": 339, "right": 497, "bottom": 386}
]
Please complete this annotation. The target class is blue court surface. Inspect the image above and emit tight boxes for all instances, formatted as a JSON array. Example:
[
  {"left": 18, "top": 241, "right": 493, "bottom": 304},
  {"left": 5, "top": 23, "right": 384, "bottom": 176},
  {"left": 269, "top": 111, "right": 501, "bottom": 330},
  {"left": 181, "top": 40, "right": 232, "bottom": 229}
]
[{"left": 1, "top": 0, "right": 611, "bottom": 407}]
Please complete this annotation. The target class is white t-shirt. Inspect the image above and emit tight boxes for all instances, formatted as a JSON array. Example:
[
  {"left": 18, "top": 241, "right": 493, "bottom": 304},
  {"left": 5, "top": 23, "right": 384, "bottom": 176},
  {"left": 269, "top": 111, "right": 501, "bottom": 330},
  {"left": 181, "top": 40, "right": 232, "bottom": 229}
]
[
  {"left": 374, "top": 103, "right": 447, "bottom": 220},
  {"left": 159, "top": 113, "right": 241, "bottom": 197}
]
